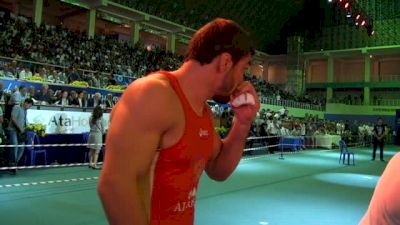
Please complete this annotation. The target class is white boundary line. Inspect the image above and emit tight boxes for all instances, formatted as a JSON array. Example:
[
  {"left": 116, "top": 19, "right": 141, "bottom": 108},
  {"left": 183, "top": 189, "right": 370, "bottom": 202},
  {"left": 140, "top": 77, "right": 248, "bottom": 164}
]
[{"left": 0, "top": 176, "right": 99, "bottom": 189}]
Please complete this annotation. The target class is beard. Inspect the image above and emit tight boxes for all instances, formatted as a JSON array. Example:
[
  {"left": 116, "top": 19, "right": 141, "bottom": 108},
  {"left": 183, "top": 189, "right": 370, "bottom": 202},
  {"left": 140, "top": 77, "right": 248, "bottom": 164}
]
[
  {"left": 212, "top": 94, "right": 230, "bottom": 104},
  {"left": 212, "top": 81, "right": 235, "bottom": 104},
  {"left": 212, "top": 70, "right": 238, "bottom": 104}
]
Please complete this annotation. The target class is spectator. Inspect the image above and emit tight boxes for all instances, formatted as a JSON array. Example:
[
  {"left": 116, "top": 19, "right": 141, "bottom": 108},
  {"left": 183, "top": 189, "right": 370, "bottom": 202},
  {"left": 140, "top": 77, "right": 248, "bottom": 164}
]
[
  {"left": 55, "top": 90, "right": 69, "bottom": 106},
  {"left": 89, "top": 73, "right": 101, "bottom": 88},
  {"left": 47, "top": 89, "right": 56, "bottom": 105},
  {"left": 68, "top": 67, "right": 80, "bottom": 83},
  {"left": 88, "top": 92, "right": 103, "bottom": 108},
  {"left": 77, "top": 91, "right": 88, "bottom": 108},
  {"left": 35, "top": 84, "right": 51, "bottom": 105},
  {"left": 105, "top": 93, "right": 115, "bottom": 108},
  {"left": 28, "top": 85, "right": 36, "bottom": 98},
  {"left": 267, "top": 114, "right": 281, "bottom": 153},
  {"left": 8, "top": 85, "right": 27, "bottom": 105},
  {"left": 47, "top": 70, "right": 61, "bottom": 83},
  {"left": 69, "top": 90, "right": 79, "bottom": 106},
  {"left": 372, "top": 118, "right": 386, "bottom": 161},
  {"left": 276, "top": 91, "right": 281, "bottom": 101},
  {"left": 7, "top": 98, "right": 34, "bottom": 174},
  {"left": 18, "top": 66, "right": 32, "bottom": 79},
  {"left": 37, "top": 68, "right": 48, "bottom": 81},
  {"left": 87, "top": 106, "right": 105, "bottom": 169},
  {"left": 107, "top": 73, "right": 116, "bottom": 86},
  {"left": 0, "top": 82, "right": 4, "bottom": 103}
]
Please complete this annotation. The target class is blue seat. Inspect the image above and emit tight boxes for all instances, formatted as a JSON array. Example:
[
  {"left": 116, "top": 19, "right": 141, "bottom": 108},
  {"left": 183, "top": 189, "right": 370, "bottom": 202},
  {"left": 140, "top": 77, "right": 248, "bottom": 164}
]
[
  {"left": 279, "top": 137, "right": 302, "bottom": 152},
  {"left": 25, "top": 131, "right": 47, "bottom": 166},
  {"left": 339, "top": 140, "right": 355, "bottom": 165}
]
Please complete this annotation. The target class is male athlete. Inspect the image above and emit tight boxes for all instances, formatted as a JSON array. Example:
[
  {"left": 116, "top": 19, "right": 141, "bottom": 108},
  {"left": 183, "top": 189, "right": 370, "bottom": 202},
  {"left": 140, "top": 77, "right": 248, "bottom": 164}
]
[{"left": 98, "top": 18, "right": 260, "bottom": 225}]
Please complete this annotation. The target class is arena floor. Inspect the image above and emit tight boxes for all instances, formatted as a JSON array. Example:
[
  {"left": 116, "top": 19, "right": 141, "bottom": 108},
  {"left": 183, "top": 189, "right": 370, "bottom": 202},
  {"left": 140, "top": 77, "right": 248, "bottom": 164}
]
[{"left": 0, "top": 147, "right": 396, "bottom": 225}]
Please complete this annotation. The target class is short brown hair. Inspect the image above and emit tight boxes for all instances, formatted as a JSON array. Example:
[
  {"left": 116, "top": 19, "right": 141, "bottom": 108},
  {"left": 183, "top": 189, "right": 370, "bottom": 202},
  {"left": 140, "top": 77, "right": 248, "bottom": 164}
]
[
  {"left": 185, "top": 18, "right": 254, "bottom": 65},
  {"left": 91, "top": 106, "right": 103, "bottom": 125}
]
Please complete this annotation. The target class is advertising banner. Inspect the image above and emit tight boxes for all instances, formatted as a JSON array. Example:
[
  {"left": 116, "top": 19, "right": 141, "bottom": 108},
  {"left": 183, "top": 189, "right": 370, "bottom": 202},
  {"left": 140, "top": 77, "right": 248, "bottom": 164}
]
[{"left": 27, "top": 109, "right": 110, "bottom": 134}]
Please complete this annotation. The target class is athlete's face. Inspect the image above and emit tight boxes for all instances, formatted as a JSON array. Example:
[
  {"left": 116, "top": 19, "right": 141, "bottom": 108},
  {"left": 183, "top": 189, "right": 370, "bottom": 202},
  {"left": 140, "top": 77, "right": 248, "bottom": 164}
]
[{"left": 213, "top": 54, "right": 252, "bottom": 103}]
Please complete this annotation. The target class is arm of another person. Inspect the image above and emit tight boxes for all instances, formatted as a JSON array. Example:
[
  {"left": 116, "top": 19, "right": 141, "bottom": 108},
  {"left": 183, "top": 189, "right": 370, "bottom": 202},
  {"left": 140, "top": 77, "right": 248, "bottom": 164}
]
[
  {"left": 359, "top": 153, "right": 400, "bottom": 225},
  {"left": 11, "top": 106, "right": 23, "bottom": 133},
  {"left": 100, "top": 118, "right": 105, "bottom": 134},
  {"left": 205, "top": 82, "right": 260, "bottom": 181},
  {"left": 0, "top": 107, "right": 3, "bottom": 124},
  {"left": 98, "top": 77, "right": 173, "bottom": 225},
  {"left": 373, "top": 126, "right": 379, "bottom": 140},
  {"left": 381, "top": 126, "right": 388, "bottom": 139}
]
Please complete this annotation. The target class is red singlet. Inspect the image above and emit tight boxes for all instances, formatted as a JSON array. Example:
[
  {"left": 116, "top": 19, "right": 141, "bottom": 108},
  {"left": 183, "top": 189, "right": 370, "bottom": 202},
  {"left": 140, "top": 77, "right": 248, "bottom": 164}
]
[{"left": 149, "top": 71, "right": 214, "bottom": 225}]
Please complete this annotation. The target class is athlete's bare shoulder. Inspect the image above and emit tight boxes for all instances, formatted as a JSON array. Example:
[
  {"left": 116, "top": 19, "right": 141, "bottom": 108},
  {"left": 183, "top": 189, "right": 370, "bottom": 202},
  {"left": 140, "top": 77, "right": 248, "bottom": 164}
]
[
  {"left": 111, "top": 72, "right": 178, "bottom": 130},
  {"left": 123, "top": 73, "right": 172, "bottom": 100}
]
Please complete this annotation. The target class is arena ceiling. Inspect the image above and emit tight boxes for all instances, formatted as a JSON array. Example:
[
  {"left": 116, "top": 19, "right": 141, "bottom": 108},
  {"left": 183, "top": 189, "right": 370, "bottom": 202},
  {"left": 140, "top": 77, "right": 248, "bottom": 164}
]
[
  {"left": 5, "top": 0, "right": 324, "bottom": 54},
  {"left": 114, "top": 0, "right": 308, "bottom": 53}
]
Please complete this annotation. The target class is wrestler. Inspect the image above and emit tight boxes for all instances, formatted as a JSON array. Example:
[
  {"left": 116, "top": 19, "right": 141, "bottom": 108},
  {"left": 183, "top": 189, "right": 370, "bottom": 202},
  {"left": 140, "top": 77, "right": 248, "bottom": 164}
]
[{"left": 98, "top": 18, "right": 259, "bottom": 225}]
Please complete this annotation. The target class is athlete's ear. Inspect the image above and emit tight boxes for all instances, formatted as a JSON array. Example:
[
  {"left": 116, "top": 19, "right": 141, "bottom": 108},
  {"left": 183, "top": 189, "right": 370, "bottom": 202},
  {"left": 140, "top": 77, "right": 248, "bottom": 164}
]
[{"left": 217, "top": 53, "right": 233, "bottom": 73}]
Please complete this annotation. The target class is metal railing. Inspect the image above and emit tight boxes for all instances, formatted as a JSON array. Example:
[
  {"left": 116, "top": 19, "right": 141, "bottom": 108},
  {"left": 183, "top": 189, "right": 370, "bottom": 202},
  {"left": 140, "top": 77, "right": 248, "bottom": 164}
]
[
  {"left": 370, "top": 99, "right": 400, "bottom": 106},
  {"left": 0, "top": 56, "right": 136, "bottom": 87},
  {"left": 329, "top": 98, "right": 400, "bottom": 106},
  {"left": 261, "top": 97, "right": 324, "bottom": 111},
  {"left": 377, "top": 74, "right": 400, "bottom": 82}
]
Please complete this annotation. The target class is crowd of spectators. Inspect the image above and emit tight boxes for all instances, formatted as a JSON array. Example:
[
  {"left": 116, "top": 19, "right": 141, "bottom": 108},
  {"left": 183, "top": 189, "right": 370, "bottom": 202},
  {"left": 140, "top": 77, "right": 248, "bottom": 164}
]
[
  {"left": 245, "top": 109, "right": 387, "bottom": 153},
  {"left": 0, "top": 58, "right": 117, "bottom": 89},
  {"left": 0, "top": 11, "right": 183, "bottom": 80},
  {"left": 246, "top": 76, "right": 326, "bottom": 110},
  {"left": 115, "top": 0, "right": 215, "bottom": 30},
  {"left": 252, "top": 109, "right": 376, "bottom": 142},
  {"left": 0, "top": 8, "right": 397, "bottom": 170},
  {"left": 3, "top": 5, "right": 398, "bottom": 112},
  {"left": 212, "top": 104, "right": 388, "bottom": 153},
  {"left": 0, "top": 82, "right": 116, "bottom": 124},
  {"left": 0, "top": 10, "right": 327, "bottom": 109}
]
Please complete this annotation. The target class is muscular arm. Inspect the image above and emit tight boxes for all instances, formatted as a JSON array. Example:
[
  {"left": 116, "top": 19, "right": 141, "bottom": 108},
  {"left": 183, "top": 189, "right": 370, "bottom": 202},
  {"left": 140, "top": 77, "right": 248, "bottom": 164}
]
[
  {"left": 360, "top": 153, "right": 400, "bottom": 224},
  {"left": 205, "top": 81, "right": 260, "bottom": 181},
  {"left": 205, "top": 117, "right": 251, "bottom": 181},
  {"left": 98, "top": 78, "right": 172, "bottom": 225}
]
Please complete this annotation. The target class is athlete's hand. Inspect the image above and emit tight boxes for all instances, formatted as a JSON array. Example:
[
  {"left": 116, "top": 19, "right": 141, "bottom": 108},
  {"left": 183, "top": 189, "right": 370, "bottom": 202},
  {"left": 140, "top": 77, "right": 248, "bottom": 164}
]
[{"left": 229, "top": 81, "right": 260, "bottom": 125}]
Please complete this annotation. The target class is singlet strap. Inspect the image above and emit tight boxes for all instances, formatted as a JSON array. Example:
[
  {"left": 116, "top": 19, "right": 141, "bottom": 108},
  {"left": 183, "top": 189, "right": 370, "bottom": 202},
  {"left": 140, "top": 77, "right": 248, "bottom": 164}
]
[{"left": 154, "top": 71, "right": 204, "bottom": 117}]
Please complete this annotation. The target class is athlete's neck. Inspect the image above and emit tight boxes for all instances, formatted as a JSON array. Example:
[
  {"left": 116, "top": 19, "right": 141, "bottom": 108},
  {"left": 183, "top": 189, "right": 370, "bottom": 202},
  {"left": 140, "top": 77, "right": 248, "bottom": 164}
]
[{"left": 171, "top": 61, "right": 219, "bottom": 113}]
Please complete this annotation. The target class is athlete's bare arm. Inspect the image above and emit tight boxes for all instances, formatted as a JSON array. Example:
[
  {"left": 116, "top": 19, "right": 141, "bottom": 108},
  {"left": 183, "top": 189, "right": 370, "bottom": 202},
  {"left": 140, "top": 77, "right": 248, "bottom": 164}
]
[
  {"left": 205, "top": 81, "right": 260, "bottom": 181},
  {"left": 98, "top": 77, "right": 175, "bottom": 225},
  {"left": 360, "top": 153, "right": 400, "bottom": 224}
]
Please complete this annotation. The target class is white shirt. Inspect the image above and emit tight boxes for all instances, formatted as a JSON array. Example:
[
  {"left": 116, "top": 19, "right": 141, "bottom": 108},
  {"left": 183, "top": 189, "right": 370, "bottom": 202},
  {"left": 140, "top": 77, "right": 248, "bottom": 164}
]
[
  {"left": 19, "top": 70, "right": 26, "bottom": 79},
  {"left": 280, "top": 127, "right": 290, "bottom": 136},
  {"left": 57, "top": 98, "right": 69, "bottom": 106},
  {"left": 267, "top": 121, "right": 280, "bottom": 135},
  {"left": 300, "top": 124, "right": 306, "bottom": 136},
  {"left": 279, "top": 108, "right": 285, "bottom": 115}
]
